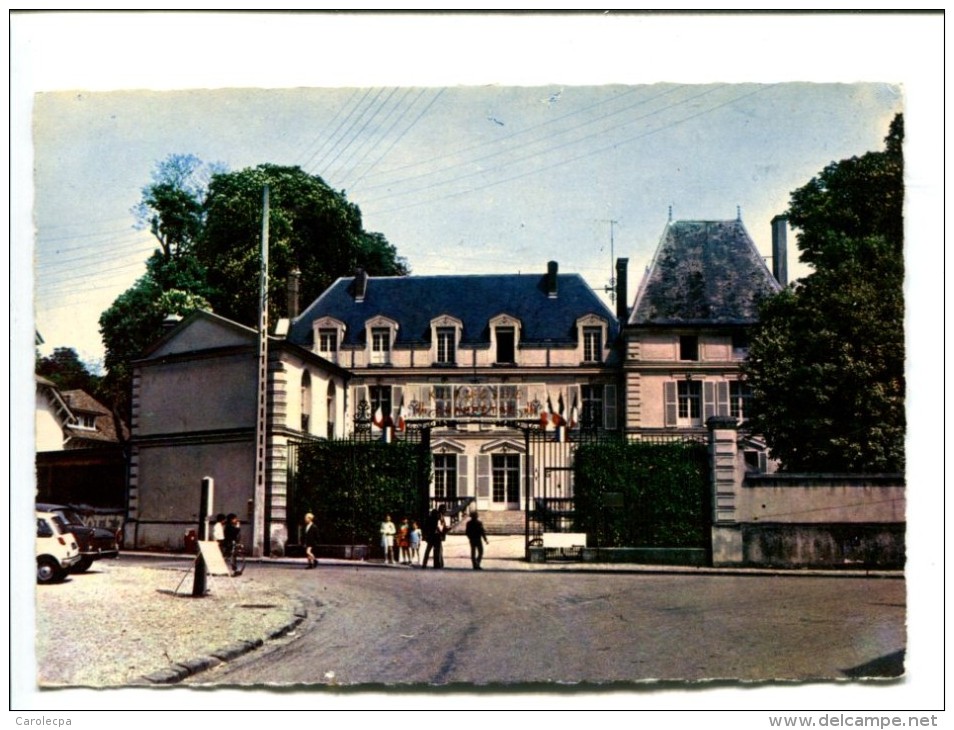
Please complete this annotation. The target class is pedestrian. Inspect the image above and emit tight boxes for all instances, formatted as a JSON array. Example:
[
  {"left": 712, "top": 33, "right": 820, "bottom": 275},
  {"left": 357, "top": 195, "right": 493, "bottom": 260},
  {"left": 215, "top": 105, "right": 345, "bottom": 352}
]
[
  {"left": 397, "top": 517, "right": 411, "bottom": 565},
  {"left": 424, "top": 505, "right": 448, "bottom": 569},
  {"left": 223, "top": 513, "right": 240, "bottom": 557},
  {"left": 302, "top": 512, "right": 319, "bottom": 569},
  {"left": 465, "top": 511, "right": 489, "bottom": 570},
  {"left": 212, "top": 513, "right": 226, "bottom": 553},
  {"left": 409, "top": 520, "right": 422, "bottom": 565},
  {"left": 421, "top": 508, "right": 439, "bottom": 568},
  {"left": 380, "top": 514, "right": 396, "bottom": 564}
]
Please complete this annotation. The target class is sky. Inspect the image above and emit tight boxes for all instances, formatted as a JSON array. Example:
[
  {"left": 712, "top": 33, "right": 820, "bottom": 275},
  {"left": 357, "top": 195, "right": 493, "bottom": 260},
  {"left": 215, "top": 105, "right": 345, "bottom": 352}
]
[{"left": 10, "top": 10, "right": 945, "bottom": 717}]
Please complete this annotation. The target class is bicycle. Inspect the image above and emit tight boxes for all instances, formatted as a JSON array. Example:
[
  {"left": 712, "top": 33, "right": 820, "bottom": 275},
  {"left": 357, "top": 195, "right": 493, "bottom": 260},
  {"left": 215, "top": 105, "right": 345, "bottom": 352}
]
[{"left": 227, "top": 542, "right": 246, "bottom": 576}]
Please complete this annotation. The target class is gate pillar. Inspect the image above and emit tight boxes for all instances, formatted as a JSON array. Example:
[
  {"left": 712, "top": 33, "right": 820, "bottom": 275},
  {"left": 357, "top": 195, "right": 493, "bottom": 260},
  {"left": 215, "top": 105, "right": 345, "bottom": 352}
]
[{"left": 708, "top": 416, "right": 743, "bottom": 566}]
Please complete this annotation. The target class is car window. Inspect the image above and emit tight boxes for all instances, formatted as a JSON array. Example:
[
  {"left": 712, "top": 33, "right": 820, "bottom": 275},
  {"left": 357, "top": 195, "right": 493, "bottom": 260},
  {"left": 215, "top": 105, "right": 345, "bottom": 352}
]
[
  {"left": 59, "top": 509, "right": 85, "bottom": 526},
  {"left": 37, "top": 517, "right": 53, "bottom": 538},
  {"left": 50, "top": 514, "right": 70, "bottom": 534}
]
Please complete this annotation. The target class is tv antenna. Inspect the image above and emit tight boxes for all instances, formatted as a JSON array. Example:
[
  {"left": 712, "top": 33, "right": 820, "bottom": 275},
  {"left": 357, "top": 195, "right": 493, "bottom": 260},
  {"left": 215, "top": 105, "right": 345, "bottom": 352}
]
[{"left": 598, "top": 219, "right": 619, "bottom": 303}]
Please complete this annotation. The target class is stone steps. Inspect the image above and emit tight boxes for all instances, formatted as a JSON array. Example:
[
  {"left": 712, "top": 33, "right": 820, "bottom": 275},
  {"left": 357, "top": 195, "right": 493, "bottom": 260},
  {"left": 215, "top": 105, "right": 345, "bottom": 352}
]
[{"left": 450, "top": 509, "right": 526, "bottom": 535}]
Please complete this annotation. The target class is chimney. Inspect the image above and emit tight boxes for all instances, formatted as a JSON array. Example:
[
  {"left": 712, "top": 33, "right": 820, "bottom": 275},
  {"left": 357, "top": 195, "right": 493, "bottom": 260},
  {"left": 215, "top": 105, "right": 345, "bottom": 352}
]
[
  {"left": 546, "top": 261, "right": 558, "bottom": 299},
  {"left": 771, "top": 215, "right": 788, "bottom": 287},
  {"left": 615, "top": 257, "right": 629, "bottom": 322},
  {"left": 353, "top": 268, "right": 368, "bottom": 303},
  {"left": 287, "top": 268, "right": 301, "bottom": 319}
]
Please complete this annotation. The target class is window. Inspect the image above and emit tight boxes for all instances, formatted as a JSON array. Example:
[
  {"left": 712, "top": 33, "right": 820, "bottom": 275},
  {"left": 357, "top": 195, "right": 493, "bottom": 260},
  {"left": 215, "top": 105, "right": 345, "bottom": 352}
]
[
  {"left": 679, "top": 335, "right": 699, "bottom": 361},
  {"left": 499, "top": 386, "right": 518, "bottom": 418},
  {"left": 492, "top": 454, "right": 520, "bottom": 503},
  {"left": 433, "top": 386, "right": 452, "bottom": 418},
  {"left": 583, "top": 327, "right": 602, "bottom": 363},
  {"left": 371, "top": 328, "right": 391, "bottom": 365},
  {"left": 369, "top": 386, "right": 392, "bottom": 423},
  {"left": 78, "top": 414, "right": 96, "bottom": 429},
  {"left": 318, "top": 329, "right": 338, "bottom": 357},
  {"left": 732, "top": 331, "right": 750, "bottom": 360},
  {"left": 300, "top": 371, "right": 312, "bottom": 433},
  {"left": 434, "top": 454, "right": 458, "bottom": 499},
  {"left": 581, "top": 384, "right": 604, "bottom": 428},
  {"left": 678, "top": 381, "right": 702, "bottom": 424},
  {"left": 496, "top": 327, "right": 515, "bottom": 364},
  {"left": 730, "top": 381, "right": 753, "bottom": 420},
  {"left": 436, "top": 327, "right": 456, "bottom": 364}
]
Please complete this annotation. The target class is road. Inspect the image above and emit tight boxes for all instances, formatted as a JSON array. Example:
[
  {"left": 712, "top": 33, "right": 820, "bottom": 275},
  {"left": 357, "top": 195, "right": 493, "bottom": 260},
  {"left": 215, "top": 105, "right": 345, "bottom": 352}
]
[{"left": 184, "top": 561, "right": 906, "bottom": 687}]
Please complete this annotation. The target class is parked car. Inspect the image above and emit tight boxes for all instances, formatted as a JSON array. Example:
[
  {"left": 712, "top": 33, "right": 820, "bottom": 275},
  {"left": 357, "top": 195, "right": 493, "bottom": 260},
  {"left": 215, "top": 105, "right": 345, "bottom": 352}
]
[
  {"left": 36, "top": 511, "right": 80, "bottom": 583},
  {"left": 36, "top": 503, "right": 120, "bottom": 573}
]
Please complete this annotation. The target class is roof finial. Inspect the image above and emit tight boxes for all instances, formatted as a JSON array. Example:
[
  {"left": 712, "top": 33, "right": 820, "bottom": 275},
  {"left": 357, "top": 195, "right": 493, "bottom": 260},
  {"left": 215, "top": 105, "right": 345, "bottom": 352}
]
[
  {"left": 668, "top": 205, "right": 673, "bottom": 223},
  {"left": 737, "top": 205, "right": 742, "bottom": 221}
]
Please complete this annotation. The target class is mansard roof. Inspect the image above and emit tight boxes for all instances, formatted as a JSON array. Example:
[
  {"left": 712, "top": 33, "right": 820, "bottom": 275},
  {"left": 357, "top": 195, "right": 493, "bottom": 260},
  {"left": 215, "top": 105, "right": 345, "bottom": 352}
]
[
  {"left": 290, "top": 270, "right": 618, "bottom": 348},
  {"left": 628, "top": 219, "right": 782, "bottom": 326}
]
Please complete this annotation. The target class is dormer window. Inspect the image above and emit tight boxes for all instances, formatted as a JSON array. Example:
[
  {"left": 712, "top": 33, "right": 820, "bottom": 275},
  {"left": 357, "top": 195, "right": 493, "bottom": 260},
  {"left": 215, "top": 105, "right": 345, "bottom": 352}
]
[
  {"left": 679, "top": 335, "right": 699, "bottom": 361},
  {"left": 437, "top": 328, "right": 456, "bottom": 364},
  {"left": 371, "top": 328, "right": 391, "bottom": 365},
  {"left": 365, "top": 316, "right": 399, "bottom": 367},
  {"left": 489, "top": 314, "right": 521, "bottom": 366},
  {"left": 576, "top": 314, "right": 609, "bottom": 365},
  {"left": 430, "top": 315, "right": 462, "bottom": 367},
  {"left": 583, "top": 327, "right": 602, "bottom": 363},
  {"left": 312, "top": 317, "right": 346, "bottom": 363},
  {"left": 496, "top": 327, "right": 515, "bottom": 364}
]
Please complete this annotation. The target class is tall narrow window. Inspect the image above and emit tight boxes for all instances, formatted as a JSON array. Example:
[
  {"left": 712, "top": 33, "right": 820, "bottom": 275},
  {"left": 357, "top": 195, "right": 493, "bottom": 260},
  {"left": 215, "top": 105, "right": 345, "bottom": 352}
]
[
  {"left": 677, "top": 380, "right": 702, "bottom": 425},
  {"left": 581, "top": 384, "right": 604, "bottom": 428},
  {"left": 730, "top": 381, "right": 753, "bottom": 420},
  {"left": 496, "top": 327, "right": 515, "bottom": 364},
  {"left": 300, "top": 371, "right": 312, "bottom": 433},
  {"left": 492, "top": 454, "right": 520, "bottom": 503},
  {"left": 369, "top": 385, "right": 392, "bottom": 424},
  {"left": 434, "top": 454, "right": 458, "bottom": 499},
  {"left": 318, "top": 329, "right": 338, "bottom": 355},
  {"left": 679, "top": 335, "right": 699, "bottom": 361},
  {"left": 436, "top": 327, "right": 456, "bottom": 364},
  {"left": 583, "top": 327, "right": 602, "bottom": 363},
  {"left": 433, "top": 386, "right": 452, "bottom": 418},
  {"left": 371, "top": 328, "right": 391, "bottom": 365}
]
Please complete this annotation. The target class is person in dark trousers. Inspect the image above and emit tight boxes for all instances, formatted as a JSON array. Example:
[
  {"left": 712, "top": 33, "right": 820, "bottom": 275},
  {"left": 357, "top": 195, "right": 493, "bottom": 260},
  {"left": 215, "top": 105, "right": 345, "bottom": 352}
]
[
  {"left": 465, "top": 511, "right": 489, "bottom": 569},
  {"left": 421, "top": 506, "right": 448, "bottom": 568},
  {"left": 302, "top": 512, "right": 319, "bottom": 569},
  {"left": 223, "top": 513, "right": 240, "bottom": 557}
]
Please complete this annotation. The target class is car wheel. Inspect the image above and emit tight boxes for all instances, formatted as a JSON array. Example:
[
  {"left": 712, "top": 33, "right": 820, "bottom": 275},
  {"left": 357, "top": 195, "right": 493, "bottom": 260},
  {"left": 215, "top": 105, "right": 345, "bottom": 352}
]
[
  {"left": 37, "top": 557, "right": 63, "bottom": 584},
  {"left": 72, "top": 557, "right": 93, "bottom": 573}
]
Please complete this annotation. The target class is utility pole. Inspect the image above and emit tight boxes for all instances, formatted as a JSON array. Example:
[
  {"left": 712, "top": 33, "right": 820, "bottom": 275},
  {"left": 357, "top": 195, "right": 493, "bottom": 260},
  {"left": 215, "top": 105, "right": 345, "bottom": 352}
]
[
  {"left": 252, "top": 185, "right": 269, "bottom": 558},
  {"left": 599, "top": 219, "right": 619, "bottom": 304}
]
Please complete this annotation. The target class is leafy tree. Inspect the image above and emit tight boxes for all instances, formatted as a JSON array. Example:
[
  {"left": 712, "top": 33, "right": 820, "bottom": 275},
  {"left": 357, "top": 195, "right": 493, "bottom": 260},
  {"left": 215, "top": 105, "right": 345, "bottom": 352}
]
[
  {"left": 744, "top": 115, "right": 904, "bottom": 473},
  {"left": 198, "top": 164, "right": 408, "bottom": 327},
  {"left": 36, "top": 347, "right": 100, "bottom": 394},
  {"left": 131, "top": 153, "right": 226, "bottom": 259}
]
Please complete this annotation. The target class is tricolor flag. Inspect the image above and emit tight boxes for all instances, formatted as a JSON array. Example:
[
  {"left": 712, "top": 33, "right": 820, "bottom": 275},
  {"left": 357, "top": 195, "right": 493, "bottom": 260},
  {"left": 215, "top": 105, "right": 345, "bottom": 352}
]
[
  {"left": 373, "top": 405, "right": 385, "bottom": 429},
  {"left": 569, "top": 391, "right": 579, "bottom": 429},
  {"left": 550, "top": 391, "right": 566, "bottom": 427},
  {"left": 396, "top": 396, "right": 406, "bottom": 431}
]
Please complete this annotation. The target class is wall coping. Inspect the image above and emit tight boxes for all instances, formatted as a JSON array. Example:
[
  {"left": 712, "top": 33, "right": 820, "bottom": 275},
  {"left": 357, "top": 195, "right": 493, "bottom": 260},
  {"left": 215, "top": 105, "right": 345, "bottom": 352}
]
[{"left": 745, "top": 473, "right": 905, "bottom": 488}]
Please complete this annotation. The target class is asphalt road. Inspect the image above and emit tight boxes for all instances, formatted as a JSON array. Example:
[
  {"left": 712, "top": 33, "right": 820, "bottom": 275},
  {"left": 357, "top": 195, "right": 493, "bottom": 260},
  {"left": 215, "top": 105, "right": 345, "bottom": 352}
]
[{"left": 184, "top": 561, "right": 906, "bottom": 687}]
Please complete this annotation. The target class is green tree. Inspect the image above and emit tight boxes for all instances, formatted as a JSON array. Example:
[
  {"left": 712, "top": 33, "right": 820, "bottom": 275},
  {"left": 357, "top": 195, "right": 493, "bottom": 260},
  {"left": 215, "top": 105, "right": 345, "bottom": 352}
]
[
  {"left": 198, "top": 164, "right": 408, "bottom": 326},
  {"left": 744, "top": 115, "right": 904, "bottom": 473},
  {"left": 36, "top": 347, "right": 100, "bottom": 394}
]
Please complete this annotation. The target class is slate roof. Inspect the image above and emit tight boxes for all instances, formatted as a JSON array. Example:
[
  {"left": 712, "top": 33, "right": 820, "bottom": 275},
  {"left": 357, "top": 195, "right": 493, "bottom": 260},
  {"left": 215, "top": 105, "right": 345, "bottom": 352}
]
[
  {"left": 60, "top": 389, "right": 129, "bottom": 443},
  {"left": 289, "top": 271, "right": 619, "bottom": 348},
  {"left": 628, "top": 219, "right": 782, "bottom": 326}
]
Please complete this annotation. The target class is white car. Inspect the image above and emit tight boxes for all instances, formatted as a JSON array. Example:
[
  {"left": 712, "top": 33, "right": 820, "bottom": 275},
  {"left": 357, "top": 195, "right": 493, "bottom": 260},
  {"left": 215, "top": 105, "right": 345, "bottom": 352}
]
[{"left": 36, "top": 511, "right": 80, "bottom": 584}]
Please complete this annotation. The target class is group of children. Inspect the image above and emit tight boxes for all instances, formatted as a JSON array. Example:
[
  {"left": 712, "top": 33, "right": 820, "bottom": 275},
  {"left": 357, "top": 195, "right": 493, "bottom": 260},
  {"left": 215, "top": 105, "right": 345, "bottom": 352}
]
[{"left": 379, "top": 515, "right": 422, "bottom": 565}]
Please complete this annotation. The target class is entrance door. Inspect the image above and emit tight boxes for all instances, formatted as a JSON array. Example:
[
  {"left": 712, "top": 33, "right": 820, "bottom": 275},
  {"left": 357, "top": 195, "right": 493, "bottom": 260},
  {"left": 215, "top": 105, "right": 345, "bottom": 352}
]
[{"left": 491, "top": 454, "right": 521, "bottom": 510}]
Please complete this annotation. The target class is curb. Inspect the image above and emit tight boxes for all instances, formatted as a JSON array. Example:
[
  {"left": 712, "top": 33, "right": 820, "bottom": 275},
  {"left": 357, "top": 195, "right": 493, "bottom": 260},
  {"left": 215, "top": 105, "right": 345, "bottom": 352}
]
[{"left": 138, "top": 602, "right": 308, "bottom": 685}]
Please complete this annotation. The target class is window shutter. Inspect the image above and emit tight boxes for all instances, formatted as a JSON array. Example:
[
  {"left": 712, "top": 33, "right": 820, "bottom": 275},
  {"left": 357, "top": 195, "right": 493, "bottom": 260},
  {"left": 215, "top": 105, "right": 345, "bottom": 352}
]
[
  {"left": 392, "top": 385, "right": 404, "bottom": 422},
  {"left": 703, "top": 381, "right": 716, "bottom": 421},
  {"left": 603, "top": 384, "right": 617, "bottom": 430},
  {"left": 354, "top": 385, "right": 368, "bottom": 419},
  {"left": 477, "top": 455, "right": 491, "bottom": 499},
  {"left": 457, "top": 455, "right": 469, "bottom": 497},
  {"left": 716, "top": 381, "right": 730, "bottom": 416},
  {"left": 526, "top": 455, "right": 534, "bottom": 502},
  {"left": 664, "top": 382, "right": 677, "bottom": 427},
  {"left": 566, "top": 384, "right": 581, "bottom": 426}
]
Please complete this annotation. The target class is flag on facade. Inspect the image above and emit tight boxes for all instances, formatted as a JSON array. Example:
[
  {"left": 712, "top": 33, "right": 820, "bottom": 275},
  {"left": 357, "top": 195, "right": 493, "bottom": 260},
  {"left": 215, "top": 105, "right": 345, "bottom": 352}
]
[
  {"left": 550, "top": 391, "right": 566, "bottom": 427},
  {"left": 569, "top": 391, "right": 579, "bottom": 429},
  {"left": 396, "top": 396, "right": 406, "bottom": 431},
  {"left": 373, "top": 405, "right": 385, "bottom": 429}
]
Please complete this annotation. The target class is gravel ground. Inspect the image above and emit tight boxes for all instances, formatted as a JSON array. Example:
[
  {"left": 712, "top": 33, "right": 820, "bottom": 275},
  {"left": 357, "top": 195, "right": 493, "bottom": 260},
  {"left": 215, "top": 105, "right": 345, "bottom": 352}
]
[{"left": 34, "top": 559, "right": 300, "bottom": 687}]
